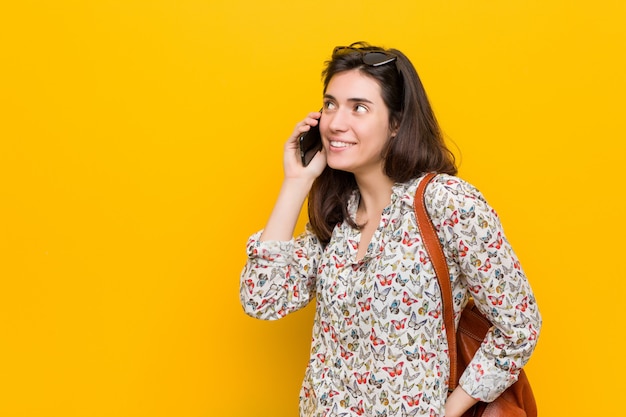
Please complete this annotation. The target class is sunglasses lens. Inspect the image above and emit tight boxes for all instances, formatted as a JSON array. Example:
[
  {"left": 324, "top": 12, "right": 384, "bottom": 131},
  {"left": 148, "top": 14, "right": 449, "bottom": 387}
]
[{"left": 362, "top": 52, "right": 396, "bottom": 67}]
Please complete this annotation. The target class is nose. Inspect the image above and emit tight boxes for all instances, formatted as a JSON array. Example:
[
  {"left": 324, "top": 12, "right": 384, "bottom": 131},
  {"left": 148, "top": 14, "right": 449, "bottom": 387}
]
[{"left": 327, "top": 109, "right": 349, "bottom": 132}]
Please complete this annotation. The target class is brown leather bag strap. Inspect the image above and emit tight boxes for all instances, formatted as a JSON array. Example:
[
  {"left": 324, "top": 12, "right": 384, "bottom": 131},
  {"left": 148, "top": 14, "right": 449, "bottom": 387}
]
[{"left": 414, "top": 172, "right": 458, "bottom": 390}]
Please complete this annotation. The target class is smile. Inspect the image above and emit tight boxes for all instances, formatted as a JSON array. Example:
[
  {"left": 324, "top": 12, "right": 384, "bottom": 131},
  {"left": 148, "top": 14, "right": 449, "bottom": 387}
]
[{"left": 329, "top": 141, "right": 354, "bottom": 148}]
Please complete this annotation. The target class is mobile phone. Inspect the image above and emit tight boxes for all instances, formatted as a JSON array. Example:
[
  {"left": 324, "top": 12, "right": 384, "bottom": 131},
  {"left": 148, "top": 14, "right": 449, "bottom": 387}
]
[{"left": 299, "top": 112, "right": 323, "bottom": 167}]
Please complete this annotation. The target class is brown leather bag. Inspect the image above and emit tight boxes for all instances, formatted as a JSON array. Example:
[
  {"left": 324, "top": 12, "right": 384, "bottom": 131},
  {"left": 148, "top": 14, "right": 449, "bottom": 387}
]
[{"left": 414, "top": 173, "right": 537, "bottom": 417}]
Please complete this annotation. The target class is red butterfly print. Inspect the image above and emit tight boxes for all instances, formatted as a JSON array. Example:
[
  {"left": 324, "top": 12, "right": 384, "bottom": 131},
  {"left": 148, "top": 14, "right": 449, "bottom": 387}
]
[
  {"left": 402, "top": 291, "right": 419, "bottom": 306},
  {"left": 358, "top": 297, "right": 372, "bottom": 312},
  {"left": 317, "top": 353, "right": 326, "bottom": 363},
  {"left": 418, "top": 250, "right": 428, "bottom": 265},
  {"left": 340, "top": 346, "right": 354, "bottom": 360},
  {"left": 350, "top": 400, "right": 365, "bottom": 416},
  {"left": 257, "top": 297, "right": 275, "bottom": 310},
  {"left": 488, "top": 232, "right": 503, "bottom": 249},
  {"left": 333, "top": 255, "right": 346, "bottom": 268},
  {"left": 458, "top": 240, "right": 469, "bottom": 257},
  {"left": 377, "top": 273, "right": 395, "bottom": 286},
  {"left": 244, "top": 279, "right": 255, "bottom": 294},
  {"left": 479, "top": 258, "right": 492, "bottom": 272},
  {"left": 515, "top": 296, "right": 528, "bottom": 312},
  {"left": 468, "top": 284, "right": 482, "bottom": 294},
  {"left": 488, "top": 294, "right": 505, "bottom": 306},
  {"left": 321, "top": 320, "right": 330, "bottom": 332},
  {"left": 402, "top": 231, "right": 419, "bottom": 246},
  {"left": 354, "top": 371, "right": 370, "bottom": 384},
  {"left": 443, "top": 210, "right": 459, "bottom": 227},
  {"left": 370, "top": 328, "right": 385, "bottom": 346},
  {"left": 428, "top": 308, "right": 440, "bottom": 319},
  {"left": 420, "top": 346, "right": 436, "bottom": 362},
  {"left": 391, "top": 318, "right": 407, "bottom": 330},
  {"left": 403, "top": 393, "right": 423, "bottom": 406},
  {"left": 383, "top": 361, "right": 404, "bottom": 377},
  {"left": 471, "top": 363, "right": 485, "bottom": 377}
]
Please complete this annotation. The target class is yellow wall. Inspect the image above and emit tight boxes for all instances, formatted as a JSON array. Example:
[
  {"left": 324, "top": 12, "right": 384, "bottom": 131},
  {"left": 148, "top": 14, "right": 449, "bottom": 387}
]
[{"left": 1, "top": 1, "right": 624, "bottom": 416}]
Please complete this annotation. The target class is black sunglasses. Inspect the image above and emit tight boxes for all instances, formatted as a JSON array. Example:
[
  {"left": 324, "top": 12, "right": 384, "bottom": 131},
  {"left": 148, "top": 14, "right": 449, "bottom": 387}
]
[{"left": 332, "top": 46, "right": 397, "bottom": 67}]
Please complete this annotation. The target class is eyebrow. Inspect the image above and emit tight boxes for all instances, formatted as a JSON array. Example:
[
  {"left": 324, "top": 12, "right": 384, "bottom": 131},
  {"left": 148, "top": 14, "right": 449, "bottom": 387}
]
[{"left": 323, "top": 93, "right": 375, "bottom": 104}]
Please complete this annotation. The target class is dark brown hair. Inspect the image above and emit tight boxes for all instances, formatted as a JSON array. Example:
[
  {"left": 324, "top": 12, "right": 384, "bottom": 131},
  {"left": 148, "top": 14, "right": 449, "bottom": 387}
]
[{"left": 308, "top": 42, "right": 457, "bottom": 244}]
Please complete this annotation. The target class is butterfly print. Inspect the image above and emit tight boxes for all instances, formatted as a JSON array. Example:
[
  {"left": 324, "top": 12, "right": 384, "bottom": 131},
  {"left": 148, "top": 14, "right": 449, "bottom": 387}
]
[
  {"left": 402, "top": 393, "right": 422, "bottom": 407},
  {"left": 374, "top": 283, "right": 392, "bottom": 302},
  {"left": 382, "top": 362, "right": 404, "bottom": 377},
  {"left": 515, "top": 296, "right": 529, "bottom": 312},
  {"left": 369, "top": 373, "right": 384, "bottom": 389},
  {"left": 377, "top": 273, "right": 395, "bottom": 286},
  {"left": 401, "top": 404, "right": 419, "bottom": 417},
  {"left": 354, "top": 371, "right": 370, "bottom": 384},
  {"left": 358, "top": 297, "right": 372, "bottom": 312},
  {"left": 370, "top": 328, "right": 386, "bottom": 346},
  {"left": 459, "top": 206, "right": 475, "bottom": 220},
  {"left": 371, "top": 344, "right": 387, "bottom": 361},
  {"left": 419, "top": 346, "right": 436, "bottom": 363},
  {"left": 391, "top": 318, "right": 407, "bottom": 330},
  {"left": 488, "top": 232, "right": 504, "bottom": 250},
  {"left": 402, "top": 291, "right": 419, "bottom": 306},
  {"left": 488, "top": 294, "right": 505, "bottom": 306},
  {"left": 350, "top": 400, "right": 365, "bottom": 415}
]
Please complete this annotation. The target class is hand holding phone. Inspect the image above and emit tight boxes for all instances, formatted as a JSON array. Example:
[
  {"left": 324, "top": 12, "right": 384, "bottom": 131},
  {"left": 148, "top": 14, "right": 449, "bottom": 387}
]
[{"left": 298, "top": 111, "right": 323, "bottom": 167}]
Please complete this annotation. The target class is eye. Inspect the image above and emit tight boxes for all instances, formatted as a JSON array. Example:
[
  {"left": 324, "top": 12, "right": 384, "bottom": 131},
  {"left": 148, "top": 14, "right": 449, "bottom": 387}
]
[
  {"left": 323, "top": 101, "right": 336, "bottom": 110},
  {"left": 355, "top": 104, "right": 368, "bottom": 113}
]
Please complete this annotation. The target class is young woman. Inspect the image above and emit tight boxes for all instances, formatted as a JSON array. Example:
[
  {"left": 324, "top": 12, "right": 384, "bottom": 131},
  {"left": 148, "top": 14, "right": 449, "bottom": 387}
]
[{"left": 240, "top": 42, "right": 541, "bottom": 417}]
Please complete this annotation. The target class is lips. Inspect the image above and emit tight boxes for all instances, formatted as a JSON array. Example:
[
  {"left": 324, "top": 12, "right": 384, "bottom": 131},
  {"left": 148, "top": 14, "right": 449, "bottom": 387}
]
[{"left": 329, "top": 140, "right": 354, "bottom": 148}]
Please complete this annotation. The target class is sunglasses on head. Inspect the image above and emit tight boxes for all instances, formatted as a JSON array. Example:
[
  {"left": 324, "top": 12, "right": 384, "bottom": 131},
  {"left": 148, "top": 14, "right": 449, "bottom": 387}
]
[{"left": 332, "top": 45, "right": 397, "bottom": 67}]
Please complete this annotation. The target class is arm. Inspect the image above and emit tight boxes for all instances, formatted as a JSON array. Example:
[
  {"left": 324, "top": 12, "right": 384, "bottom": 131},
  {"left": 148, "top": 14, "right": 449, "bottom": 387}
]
[
  {"left": 260, "top": 111, "right": 326, "bottom": 242},
  {"left": 240, "top": 228, "right": 322, "bottom": 320},
  {"left": 429, "top": 176, "right": 542, "bottom": 403},
  {"left": 240, "top": 112, "right": 327, "bottom": 320},
  {"left": 445, "top": 387, "right": 479, "bottom": 417}
]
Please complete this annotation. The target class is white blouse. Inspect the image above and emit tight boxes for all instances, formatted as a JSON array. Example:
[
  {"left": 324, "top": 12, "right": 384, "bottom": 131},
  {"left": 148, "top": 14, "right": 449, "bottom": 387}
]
[{"left": 240, "top": 174, "right": 541, "bottom": 417}]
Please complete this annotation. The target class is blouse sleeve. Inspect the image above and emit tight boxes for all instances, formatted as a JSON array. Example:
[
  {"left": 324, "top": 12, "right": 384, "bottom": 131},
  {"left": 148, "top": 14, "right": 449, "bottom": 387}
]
[
  {"left": 239, "top": 225, "right": 322, "bottom": 321},
  {"left": 426, "top": 175, "right": 542, "bottom": 402}
]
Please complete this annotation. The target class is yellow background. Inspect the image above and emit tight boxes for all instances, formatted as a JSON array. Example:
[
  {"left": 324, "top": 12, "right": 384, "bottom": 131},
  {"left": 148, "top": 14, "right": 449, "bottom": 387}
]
[{"left": 1, "top": 1, "right": 624, "bottom": 416}]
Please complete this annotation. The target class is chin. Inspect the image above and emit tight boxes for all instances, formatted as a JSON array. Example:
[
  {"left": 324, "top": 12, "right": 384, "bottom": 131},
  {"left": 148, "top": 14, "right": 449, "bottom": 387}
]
[{"left": 326, "top": 158, "right": 353, "bottom": 172}]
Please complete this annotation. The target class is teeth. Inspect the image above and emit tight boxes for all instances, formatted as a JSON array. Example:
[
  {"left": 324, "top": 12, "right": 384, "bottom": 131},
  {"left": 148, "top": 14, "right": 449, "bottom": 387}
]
[{"left": 330, "top": 141, "right": 353, "bottom": 148}]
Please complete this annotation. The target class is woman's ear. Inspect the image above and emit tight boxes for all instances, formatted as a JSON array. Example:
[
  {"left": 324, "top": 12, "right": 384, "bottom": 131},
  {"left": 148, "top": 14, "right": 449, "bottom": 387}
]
[{"left": 390, "top": 117, "right": 400, "bottom": 138}]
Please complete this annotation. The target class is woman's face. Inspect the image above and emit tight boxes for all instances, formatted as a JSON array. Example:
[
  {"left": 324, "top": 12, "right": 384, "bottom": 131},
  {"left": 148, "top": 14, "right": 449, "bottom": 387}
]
[{"left": 320, "top": 70, "right": 393, "bottom": 177}]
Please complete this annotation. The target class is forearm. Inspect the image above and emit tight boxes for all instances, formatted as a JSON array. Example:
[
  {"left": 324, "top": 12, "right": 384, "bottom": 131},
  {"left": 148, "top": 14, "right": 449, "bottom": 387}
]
[
  {"left": 444, "top": 386, "right": 478, "bottom": 417},
  {"left": 260, "top": 177, "right": 314, "bottom": 242}
]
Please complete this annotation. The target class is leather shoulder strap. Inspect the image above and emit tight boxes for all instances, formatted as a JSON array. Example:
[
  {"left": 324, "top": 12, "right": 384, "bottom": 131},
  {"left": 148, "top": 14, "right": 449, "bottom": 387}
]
[{"left": 414, "top": 172, "right": 458, "bottom": 389}]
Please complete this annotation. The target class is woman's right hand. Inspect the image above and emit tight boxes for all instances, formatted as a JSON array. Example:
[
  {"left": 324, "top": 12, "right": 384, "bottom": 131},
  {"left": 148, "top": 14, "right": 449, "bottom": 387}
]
[
  {"left": 259, "top": 111, "right": 326, "bottom": 242},
  {"left": 283, "top": 111, "right": 327, "bottom": 180}
]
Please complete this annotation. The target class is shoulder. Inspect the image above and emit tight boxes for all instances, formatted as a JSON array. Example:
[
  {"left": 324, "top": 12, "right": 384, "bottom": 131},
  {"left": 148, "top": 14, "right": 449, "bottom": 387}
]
[
  {"left": 425, "top": 174, "right": 486, "bottom": 204},
  {"left": 399, "top": 174, "right": 485, "bottom": 207},
  {"left": 400, "top": 174, "right": 491, "bottom": 228}
]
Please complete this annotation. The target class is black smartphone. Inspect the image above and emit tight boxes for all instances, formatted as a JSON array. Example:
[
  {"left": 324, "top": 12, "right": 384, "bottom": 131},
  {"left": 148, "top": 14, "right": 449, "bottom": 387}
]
[{"left": 299, "top": 112, "right": 323, "bottom": 167}]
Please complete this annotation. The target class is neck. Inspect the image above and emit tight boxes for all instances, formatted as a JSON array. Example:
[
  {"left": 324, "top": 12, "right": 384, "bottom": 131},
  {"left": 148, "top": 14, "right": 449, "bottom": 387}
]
[{"left": 355, "top": 171, "right": 395, "bottom": 219}]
